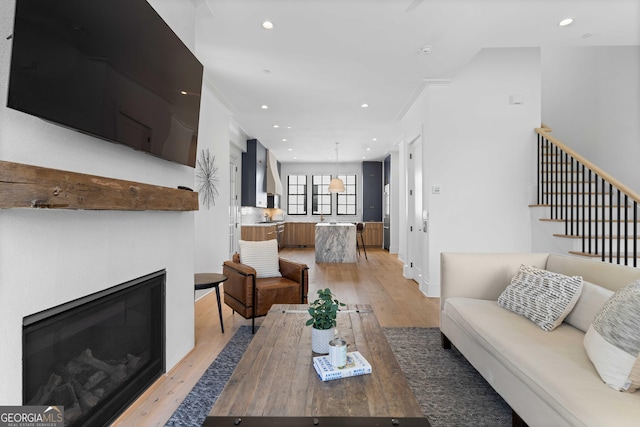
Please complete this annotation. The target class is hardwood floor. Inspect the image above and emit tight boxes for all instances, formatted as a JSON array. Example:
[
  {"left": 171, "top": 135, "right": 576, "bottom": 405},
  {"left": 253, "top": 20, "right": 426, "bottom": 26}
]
[{"left": 112, "top": 248, "right": 440, "bottom": 426}]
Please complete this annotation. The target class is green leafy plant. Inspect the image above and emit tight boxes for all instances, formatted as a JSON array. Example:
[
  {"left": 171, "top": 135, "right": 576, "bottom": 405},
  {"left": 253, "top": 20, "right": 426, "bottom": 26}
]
[{"left": 305, "top": 288, "right": 346, "bottom": 330}]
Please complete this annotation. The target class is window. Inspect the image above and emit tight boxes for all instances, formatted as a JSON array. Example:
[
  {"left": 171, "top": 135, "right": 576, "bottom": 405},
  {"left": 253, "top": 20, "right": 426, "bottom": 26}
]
[
  {"left": 337, "top": 174, "right": 357, "bottom": 215},
  {"left": 287, "top": 175, "right": 307, "bottom": 215},
  {"left": 312, "top": 175, "right": 332, "bottom": 215}
]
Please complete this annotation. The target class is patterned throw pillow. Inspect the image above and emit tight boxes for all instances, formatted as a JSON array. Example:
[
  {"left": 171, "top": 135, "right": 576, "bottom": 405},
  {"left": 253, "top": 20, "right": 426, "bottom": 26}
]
[
  {"left": 584, "top": 280, "right": 640, "bottom": 392},
  {"left": 239, "top": 239, "right": 282, "bottom": 278},
  {"left": 498, "top": 264, "right": 583, "bottom": 331}
]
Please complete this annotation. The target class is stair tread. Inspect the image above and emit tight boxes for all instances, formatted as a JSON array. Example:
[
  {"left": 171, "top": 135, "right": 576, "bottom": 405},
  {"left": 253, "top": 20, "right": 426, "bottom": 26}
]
[
  {"left": 530, "top": 204, "right": 633, "bottom": 208},
  {"left": 542, "top": 192, "right": 612, "bottom": 195},
  {"left": 553, "top": 234, "right": 640, "bottom": 239},
  {"left": 540, "top": 218, "right": 640, "bottom": 223},
  {"left": 568, "top": 251, "right": 640, "bottom": 260}
]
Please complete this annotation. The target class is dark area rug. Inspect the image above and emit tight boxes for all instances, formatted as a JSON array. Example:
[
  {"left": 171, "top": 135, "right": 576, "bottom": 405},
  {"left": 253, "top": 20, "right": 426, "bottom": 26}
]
[
  {"left": 166, "top": 326, "right": 511, "bottom": 426},
  {"left": 383, "top": 327, "right": 511, "bottom": 427},
  {"left": 164, "top": 326, "right": 255, "bottom": 426}
]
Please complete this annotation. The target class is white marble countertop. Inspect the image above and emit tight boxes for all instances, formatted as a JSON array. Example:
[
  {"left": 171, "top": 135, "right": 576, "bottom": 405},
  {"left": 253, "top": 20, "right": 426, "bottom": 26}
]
[
  {"left": 315, "top": 222, "right": 355, "bottom": 227},
  {"left": 241, "top": 221, "right": 285, "bottom": 227}
]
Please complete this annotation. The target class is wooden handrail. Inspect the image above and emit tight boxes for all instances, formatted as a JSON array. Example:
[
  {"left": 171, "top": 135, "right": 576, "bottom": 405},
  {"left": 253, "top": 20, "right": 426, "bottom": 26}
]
[{"left": 536, "top": 127, "right": 640, "bottom": 205}]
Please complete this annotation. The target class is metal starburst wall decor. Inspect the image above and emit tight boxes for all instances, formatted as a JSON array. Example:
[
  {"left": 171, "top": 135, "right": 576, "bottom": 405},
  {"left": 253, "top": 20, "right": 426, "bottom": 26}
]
[{"left": 196, "top": 149, "right": 220, "bottom": 209}]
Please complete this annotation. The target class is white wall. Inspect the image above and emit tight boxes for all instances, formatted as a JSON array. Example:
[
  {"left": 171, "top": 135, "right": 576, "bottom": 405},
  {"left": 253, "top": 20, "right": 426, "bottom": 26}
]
[
  {"left": 400, "top": 47, "right": 542, "bottom": 296},
  {"left": 0, "top": 0, "right": 228, "bottom": 404},
  {"left": 542, "top": 46, "right": 640, "bottom": 193},
  {"left": 193, "top": 82, "right": 232, "bottom": 273}
]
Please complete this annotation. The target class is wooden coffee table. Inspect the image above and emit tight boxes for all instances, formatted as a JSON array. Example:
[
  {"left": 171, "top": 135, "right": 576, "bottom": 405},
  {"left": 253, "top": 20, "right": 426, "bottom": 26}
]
[{"left": 206, "top": 303, "right": 429, "bottom": 426}]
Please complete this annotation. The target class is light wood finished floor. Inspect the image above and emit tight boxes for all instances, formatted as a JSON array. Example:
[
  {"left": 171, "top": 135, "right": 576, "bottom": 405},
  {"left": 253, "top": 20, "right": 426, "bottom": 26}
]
[{"left": 113, "top": 248, "right": 440, "bottom": 427}]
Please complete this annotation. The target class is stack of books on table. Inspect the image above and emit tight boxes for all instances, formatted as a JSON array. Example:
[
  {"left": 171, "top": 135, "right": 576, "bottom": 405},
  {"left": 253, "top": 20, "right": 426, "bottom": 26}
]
[{"left": 313, "top": 351, "right": 372, "bottom": 381}]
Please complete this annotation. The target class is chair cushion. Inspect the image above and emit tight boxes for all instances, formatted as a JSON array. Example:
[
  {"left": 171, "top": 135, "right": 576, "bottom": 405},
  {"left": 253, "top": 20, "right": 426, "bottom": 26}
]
[
  {"left": 239, "top": 239, "right": 281, "bottom": 278},
  {"left": 254, "top": 277, "right": 302, "bottom": 315},
  {"left": 498, "top": 264, "right": 583, "bottom": 331},
  {"left": 584, "top": 280, "right": 640, "bottom": 392}
]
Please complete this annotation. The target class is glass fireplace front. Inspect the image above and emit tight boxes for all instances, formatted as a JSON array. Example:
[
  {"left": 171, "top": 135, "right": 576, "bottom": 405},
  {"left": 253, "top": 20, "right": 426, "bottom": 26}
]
[{"left": 23, "top": 270, "right": 166, "bottom": 427}]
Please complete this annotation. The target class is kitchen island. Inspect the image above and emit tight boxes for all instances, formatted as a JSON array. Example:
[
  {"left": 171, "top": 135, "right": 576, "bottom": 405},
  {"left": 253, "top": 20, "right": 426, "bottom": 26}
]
[{"left": 314, "top": 223, "right": 357, "bottom": 263}]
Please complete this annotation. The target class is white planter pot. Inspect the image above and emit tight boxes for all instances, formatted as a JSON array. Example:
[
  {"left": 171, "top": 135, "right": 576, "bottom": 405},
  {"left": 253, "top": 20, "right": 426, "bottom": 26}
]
[{"left": 311, "top": 327, "right": 335, "bottom": 354}]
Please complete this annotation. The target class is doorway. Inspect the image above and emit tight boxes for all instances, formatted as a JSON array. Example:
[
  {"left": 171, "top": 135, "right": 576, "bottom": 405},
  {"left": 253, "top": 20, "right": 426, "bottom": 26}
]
[{"left": 406, "top": 134, "right": 425, "bottom": 288}]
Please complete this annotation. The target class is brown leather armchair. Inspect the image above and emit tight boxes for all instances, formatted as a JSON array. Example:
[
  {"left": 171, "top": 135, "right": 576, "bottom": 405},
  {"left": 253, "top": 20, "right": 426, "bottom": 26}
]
[{"left": 223, "top": 253, "right": 309, "bottom": 333}]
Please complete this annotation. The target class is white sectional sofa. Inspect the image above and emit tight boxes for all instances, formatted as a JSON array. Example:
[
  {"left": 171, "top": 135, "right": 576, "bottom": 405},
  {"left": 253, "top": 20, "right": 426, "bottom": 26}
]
[{"left": 440, "top": 252, "right": 640, "bottom": 427}]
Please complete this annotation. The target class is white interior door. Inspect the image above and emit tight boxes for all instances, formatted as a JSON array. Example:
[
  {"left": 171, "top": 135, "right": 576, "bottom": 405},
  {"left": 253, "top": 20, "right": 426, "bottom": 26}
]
[{"left": 407, "top": 135, "right": 424, "bottom": 285}]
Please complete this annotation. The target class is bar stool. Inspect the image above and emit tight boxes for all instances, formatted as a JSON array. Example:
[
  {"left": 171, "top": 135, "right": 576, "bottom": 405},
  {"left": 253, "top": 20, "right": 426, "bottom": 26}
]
[{"left": 356, "top": 222, "right": 367, "bottom": 260}]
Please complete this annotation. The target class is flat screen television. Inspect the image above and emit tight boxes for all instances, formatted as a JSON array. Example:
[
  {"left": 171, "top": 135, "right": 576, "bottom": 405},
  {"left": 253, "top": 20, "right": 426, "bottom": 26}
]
[{"left": 7, "top": 0, "right": 203, "bottom": 167}]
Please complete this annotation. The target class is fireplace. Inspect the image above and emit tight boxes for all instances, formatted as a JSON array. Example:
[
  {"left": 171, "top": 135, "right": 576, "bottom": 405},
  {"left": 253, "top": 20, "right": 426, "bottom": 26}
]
[{"left": 23, "top": 270, "right": 166, "bottom": 426}]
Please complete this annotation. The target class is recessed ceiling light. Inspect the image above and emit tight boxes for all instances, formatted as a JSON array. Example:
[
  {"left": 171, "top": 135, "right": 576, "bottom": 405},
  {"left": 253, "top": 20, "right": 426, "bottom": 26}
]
[
  {"left": 361, "top": 103, "right": 369, "bottom": 108},
  {"left": 558, "top": 18, "right": 574, "bottom": 27},
  {"left": 282, "top": 139, "right": 287, "bottom": 142},
  {"left": 262, "top": 21, "right": 274, "bottom": 30},
  {"left": 372, "top": 138, "right": 377, "bottom": 141},
  {"left": 287, "top": 126, "right": 292, "bottom": 129},
  {"left": 273, "top": 124, "right": 279, "bottom": 128},
  {"left": 180, "top": 90, "right": 187, "bottom": 95},
  {"left": 362, "top": 156, "right": 366, "bottom": 159},
  {"left": 366, "top": 147, "right": 371, "bottom": 151},
  {"left": 261, "top": 105, "right": 269, "bottom": 109},
  {"left": 288, "top": 148, "right": 293, "bottom": 151}
]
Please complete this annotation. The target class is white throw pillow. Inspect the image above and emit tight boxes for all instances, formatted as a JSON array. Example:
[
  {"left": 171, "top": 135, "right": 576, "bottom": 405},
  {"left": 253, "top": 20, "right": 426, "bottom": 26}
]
[
  {"left": 564, "top": 281, "right": 614, "bottom": 333},
  {"left": 238, "top": 239, "right": 281, "bottom": 278},
  {"left": 498, "top": 264, "right": 583, "bottom": 331},
  {"left": 584, "top": 280, "right": 640, "bottom": 392}
]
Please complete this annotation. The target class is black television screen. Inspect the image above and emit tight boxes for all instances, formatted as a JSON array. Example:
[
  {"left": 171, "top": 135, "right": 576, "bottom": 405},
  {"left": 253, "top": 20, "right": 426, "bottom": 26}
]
[{"left": 7, "top": 0, "right": 203, "bottom": 167}]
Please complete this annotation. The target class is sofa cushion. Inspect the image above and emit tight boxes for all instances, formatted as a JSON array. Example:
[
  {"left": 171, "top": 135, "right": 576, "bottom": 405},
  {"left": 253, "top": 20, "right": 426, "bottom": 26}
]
[
  {"left": 239, "top": 239, "right": 281, "bottom": 278},
  {"left": 498, "top": 264, "right": 583, "bottom": 331},
  {"left": 584, "top": 280, "right": 640, "bottom": 392},
  {"left": 564, "top": 280, "right": 614, "bottom": 333}
]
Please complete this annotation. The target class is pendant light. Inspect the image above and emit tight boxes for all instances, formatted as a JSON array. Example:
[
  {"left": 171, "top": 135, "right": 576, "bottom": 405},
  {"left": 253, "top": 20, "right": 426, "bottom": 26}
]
[{"left": 328, "top": 142, "right": 345, "bottom": 193}]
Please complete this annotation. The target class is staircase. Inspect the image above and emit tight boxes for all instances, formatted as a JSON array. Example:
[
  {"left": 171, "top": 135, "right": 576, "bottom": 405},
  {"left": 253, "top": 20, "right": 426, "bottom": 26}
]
[{"left": 531, "top": 125, "right": 640, "bottom": 267}]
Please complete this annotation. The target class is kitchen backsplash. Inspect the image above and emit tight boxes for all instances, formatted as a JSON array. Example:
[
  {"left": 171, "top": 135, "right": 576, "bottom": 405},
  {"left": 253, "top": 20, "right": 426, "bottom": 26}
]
[{"left": 241, "top": 206, "right": 285, "bottom": 224}]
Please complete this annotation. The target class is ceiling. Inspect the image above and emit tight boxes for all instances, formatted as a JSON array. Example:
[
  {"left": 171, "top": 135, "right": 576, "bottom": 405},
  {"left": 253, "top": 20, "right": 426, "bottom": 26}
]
[{"left": 194, "top": 0, "right": 639, "bottom": 163}]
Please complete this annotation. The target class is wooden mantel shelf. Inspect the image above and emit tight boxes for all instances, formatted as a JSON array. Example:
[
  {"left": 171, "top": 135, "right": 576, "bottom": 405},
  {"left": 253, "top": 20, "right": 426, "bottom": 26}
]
[{"left": 0, "top": 160, "right": 199, "bottom": 211}]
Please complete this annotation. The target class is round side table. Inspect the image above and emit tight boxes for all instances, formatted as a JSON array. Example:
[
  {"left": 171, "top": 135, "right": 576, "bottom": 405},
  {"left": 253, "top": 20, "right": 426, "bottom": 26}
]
[{"left": 195, "top": 273, "right": 227, "bottom": 333}]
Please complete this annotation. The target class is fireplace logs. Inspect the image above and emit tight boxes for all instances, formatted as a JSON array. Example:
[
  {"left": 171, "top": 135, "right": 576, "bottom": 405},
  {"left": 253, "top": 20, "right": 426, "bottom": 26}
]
[{"left": 27, "top": 348, "right": 149, "bottom": 425}]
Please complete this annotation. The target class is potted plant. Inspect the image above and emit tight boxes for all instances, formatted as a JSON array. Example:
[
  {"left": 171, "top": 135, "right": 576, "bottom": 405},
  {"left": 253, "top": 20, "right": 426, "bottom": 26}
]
[{"left": 306, "top": 288, "right": 346, "bottom": 354}]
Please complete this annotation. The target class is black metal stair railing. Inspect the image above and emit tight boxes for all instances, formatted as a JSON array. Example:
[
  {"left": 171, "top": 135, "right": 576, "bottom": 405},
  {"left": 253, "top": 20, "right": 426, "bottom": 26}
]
[{"left": 536, "top": 126, "right": 640, "bottom": 266}]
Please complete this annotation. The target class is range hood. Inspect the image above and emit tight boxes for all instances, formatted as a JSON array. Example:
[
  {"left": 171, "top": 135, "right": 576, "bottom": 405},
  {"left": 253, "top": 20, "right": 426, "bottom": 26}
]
[{"left": 266, "top": 150, "right": 283, "bottom": 195}]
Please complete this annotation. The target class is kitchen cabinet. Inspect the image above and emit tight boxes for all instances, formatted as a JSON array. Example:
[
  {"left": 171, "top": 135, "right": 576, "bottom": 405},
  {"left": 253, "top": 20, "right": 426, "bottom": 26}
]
[
  {"left": 284, "top": 222, "right": 316, "bottom": 247},
  {"left": 362, "top": 222, "right": 383, "bottom": 247},
  {"left": 241, "top": 224, "right": 277, "bottom": 242},
  {"left": 241, "top": 139, "right": 267, "bottom": 207},
  {"left": 281, "top": 221, "right": 380, "bottom": 248},
  {"left": 362, "top": 161, "right": 382, "bottom": 221}
]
